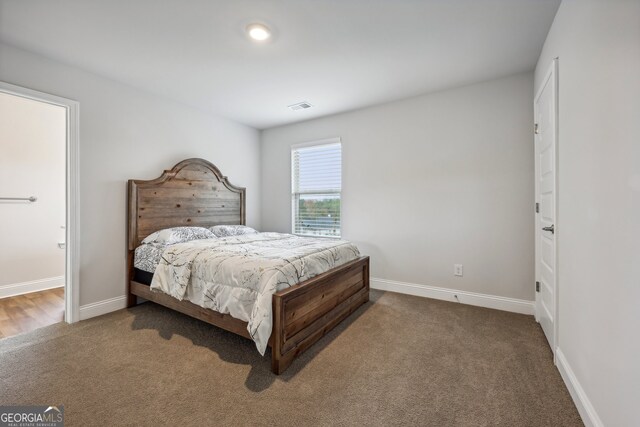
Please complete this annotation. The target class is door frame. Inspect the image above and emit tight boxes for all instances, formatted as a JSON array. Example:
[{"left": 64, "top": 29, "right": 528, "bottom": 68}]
[
  {"left": 533, "top": 58, "right": 559, "bottom": 362},
  {"left": 0, "top": 81, "right": 80, "bottom": 323}
]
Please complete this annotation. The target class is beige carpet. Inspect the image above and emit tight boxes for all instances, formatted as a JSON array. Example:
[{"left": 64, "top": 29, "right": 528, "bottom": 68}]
[{"left": 0, "top": 290, "right": 582, "bottom": 426}]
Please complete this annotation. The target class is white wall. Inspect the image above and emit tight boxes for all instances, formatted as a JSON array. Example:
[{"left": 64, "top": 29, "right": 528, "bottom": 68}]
[
  {"left": 0, "top": 92, "right": 65, "bottom": 289},
  {"left": 535, "top": 1, "right": 640, "bottom": 425},
  {"left": 262, "top": 72, "right": 534, "bottom": 302},
  {"left": 0, "top": 42, "right": 261, "bottom": 307}
]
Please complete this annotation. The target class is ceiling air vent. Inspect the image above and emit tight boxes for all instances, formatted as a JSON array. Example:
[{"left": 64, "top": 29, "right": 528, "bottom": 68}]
[{"left": 288, "top": 101, "right": 313, "bottom": 111}]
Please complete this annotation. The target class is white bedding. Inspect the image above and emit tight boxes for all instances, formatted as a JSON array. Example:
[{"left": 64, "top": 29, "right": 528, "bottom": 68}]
[{"left": 149, "top": 232, "right": 361, "bottom": 355}]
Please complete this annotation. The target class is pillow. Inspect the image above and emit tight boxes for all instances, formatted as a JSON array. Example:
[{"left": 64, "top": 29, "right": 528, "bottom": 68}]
[
  {"left": 141, "top": 226, "right": 215, "bottom": 246},
  {"left": 209, "top": 225, "right": 258, "bottom": 238}
]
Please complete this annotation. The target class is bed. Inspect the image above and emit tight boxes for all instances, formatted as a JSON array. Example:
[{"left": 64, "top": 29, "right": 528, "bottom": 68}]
[{"left": 127, "top": 158, "right": 370, "bottom": 374}]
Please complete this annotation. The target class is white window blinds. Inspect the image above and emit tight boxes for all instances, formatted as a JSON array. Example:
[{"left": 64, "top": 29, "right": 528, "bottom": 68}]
[{"left": 291, "top": 140, "right": 342, "bottom": 237}]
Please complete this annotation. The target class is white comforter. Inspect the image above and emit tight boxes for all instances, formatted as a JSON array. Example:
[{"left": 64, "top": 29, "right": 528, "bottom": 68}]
[{"left": 150, "top": 232, "right": 360, "bottom": 355}]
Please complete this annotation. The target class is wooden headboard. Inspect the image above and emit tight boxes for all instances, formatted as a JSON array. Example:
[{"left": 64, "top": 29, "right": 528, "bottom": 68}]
[{"left": 127, "top": 158, "right": 246, "bottom": 250}]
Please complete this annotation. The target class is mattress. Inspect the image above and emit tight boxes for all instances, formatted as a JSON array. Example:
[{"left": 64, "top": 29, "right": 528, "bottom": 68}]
[
  {"left": 136, "top": 232, "right": 361, "bottom": 355},
  {"left": 133, "top": 268, "right": 154, "bottom": 285}
]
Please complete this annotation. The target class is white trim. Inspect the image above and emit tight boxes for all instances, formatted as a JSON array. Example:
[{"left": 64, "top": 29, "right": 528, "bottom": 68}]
[
  {"left": 533, "top": 57, "right": 559, "bottom": 362},
  {"left": 556, "top": 349, "right": 604, "bottom": 427},
  {"left": 371, "top": 277, "right": 535, "bottom": 315},
  {"left": 0, "top": 81, "right": 81, "bottom": 324},
  {"left": 0, "top": 277, "right": 64, "bottom": 299},
  {"left": 290, "top": 136, "right": 341, "bottom": 150},
  {"left": 79, "top": 296, "right": 128, "bottom": 321}
]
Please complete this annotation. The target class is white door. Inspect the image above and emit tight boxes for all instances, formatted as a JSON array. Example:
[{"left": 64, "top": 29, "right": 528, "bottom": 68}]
[{"left": 534, "top": 59, "right": 558, "bottom": 356}]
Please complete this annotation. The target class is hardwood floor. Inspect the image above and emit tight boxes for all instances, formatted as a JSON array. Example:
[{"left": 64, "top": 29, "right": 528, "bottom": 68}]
[{"left": 0, "top": 288, "right": 64, "bottom": 339}]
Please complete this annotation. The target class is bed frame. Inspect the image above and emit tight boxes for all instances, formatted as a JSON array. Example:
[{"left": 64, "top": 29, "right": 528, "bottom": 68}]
[{"left": 127, "top": 158, "right": 369, "bottom": 374}]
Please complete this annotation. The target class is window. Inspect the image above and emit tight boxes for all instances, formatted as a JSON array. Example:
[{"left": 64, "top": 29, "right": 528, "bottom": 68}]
[{"left": 291, "top": 139, "right": 342, "bottom": 238}]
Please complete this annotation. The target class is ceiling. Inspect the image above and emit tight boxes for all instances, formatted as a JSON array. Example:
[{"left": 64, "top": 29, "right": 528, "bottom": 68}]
[{"left": 0, "top": 0, "right": 560, "bottom": 129}]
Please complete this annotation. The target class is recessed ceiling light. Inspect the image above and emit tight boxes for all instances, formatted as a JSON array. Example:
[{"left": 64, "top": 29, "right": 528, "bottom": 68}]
[{"left": 247, "top": 23, "right": 271, "bottom": 42}]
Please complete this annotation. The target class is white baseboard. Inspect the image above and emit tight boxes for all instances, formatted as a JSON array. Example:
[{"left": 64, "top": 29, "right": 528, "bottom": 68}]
[
  {"left": 79, "top": 295, "right": 128, "bottom": 320},
  {"left": 556, "top": 349, "right": 603, "bottom": 427},
  {"left": 370, "top": 277, "right": 535, "bottom": 315},
  {"left": 0, "top": 276, "right": 64, "bottom": 299}
]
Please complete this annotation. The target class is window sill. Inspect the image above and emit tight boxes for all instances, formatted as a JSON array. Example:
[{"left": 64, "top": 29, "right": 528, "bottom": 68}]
[{"left": 293, "top": 233, "right": 342, "bottom": 240}]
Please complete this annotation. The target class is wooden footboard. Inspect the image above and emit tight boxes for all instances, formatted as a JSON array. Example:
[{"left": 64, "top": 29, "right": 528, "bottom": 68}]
[
  {"left": 271, "top": 256, "right": 370, "bottom": 374},
  {"left": 130, "top": 256, "right": 369, "bottom": 375}
]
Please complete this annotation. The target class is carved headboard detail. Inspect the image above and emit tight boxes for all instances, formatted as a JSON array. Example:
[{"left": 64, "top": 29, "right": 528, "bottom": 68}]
[{"left": 127, "top": 158, "right": 245, "bottom": 250}]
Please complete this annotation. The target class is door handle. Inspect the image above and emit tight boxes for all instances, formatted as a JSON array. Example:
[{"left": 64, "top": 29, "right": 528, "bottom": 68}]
[{"left": 542, "top": 224, "right": 555, "bottom": 234}]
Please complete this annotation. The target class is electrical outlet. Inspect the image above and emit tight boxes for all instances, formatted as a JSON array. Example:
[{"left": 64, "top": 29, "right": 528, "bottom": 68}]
[{"left": 454, "top": 264, "right": 463, "bottom": 277}]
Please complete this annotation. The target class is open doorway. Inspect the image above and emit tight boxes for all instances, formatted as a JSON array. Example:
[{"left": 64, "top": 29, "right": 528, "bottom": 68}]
[{"left": 0, "top": 82, "right": 79, "bottom": 338}]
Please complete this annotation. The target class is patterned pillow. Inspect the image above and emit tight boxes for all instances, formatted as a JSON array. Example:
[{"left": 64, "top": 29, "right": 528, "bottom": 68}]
[
  {"left": 141, "top": 227, "right": 215, "bottom": 246},
  {"left": 209, "top": 225, "right": 258, "bottom": 238}
]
